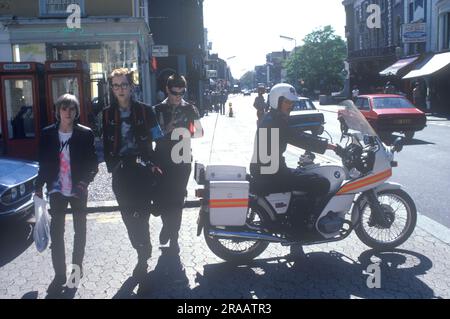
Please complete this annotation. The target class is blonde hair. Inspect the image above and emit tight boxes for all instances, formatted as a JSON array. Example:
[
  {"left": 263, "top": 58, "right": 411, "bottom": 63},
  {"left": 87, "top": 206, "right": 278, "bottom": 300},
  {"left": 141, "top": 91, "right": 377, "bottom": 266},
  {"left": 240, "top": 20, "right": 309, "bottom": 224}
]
[
  {"left": 54, "top": 94, "right": 80, "bottom": 121},
  {"left": 108, "top": 68, "right": 135, "bottom": 86}
]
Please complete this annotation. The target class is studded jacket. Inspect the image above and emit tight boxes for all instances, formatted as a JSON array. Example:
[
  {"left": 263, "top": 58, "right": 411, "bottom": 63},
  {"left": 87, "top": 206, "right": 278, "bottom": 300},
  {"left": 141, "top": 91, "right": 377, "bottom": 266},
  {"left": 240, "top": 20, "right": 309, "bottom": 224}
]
[{"left": 102, "top": 100, "right": 162, "bottom": 173}]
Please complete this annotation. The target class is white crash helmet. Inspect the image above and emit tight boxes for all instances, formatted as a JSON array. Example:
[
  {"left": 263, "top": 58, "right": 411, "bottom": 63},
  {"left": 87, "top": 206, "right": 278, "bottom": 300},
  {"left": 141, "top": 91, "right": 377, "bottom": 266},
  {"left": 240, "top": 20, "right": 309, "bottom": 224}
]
[{"left": 268, "top": 83, "right": 298, "bottom": 110}]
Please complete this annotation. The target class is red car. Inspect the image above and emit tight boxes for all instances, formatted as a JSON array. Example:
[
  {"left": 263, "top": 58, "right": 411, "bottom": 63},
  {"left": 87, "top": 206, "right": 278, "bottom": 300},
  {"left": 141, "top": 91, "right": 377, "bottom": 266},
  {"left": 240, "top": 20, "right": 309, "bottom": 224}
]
[{"left": 351, "top": 94, "right": 427, "bottom": 140}]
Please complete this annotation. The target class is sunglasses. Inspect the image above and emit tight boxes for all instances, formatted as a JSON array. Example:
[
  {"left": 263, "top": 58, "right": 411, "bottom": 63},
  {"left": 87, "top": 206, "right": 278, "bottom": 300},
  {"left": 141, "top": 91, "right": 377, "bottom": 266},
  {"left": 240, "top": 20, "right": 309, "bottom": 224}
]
[
  {"left": 169, "top": 89, "right": 186, "bottom": 96},
  {"left": 112, "top": 83, "right": 130, "bottom": 90}
]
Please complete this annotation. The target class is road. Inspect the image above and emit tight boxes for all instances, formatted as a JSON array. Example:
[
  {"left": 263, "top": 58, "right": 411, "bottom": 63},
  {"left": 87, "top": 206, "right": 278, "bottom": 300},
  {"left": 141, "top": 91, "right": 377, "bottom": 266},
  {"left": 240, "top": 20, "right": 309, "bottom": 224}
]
[
  {"left": 314, "top": 103, "right": 450, "bottom": 228},
  {"left": 1, "top": 93, "right": 450, "bottom": 299}
]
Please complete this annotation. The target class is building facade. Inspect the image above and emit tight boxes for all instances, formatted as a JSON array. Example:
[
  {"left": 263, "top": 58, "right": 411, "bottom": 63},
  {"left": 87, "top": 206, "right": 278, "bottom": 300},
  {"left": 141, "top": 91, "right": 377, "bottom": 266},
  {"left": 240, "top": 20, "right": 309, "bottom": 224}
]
[
  {"left": 147, "top": 0, "right": 206, "bottom": 107},
  {"left": 343, "top": 0, "right": 404, "bottom": 93},
  {"left": 0, "top": 0, "right": 154, "bottom": 104}
]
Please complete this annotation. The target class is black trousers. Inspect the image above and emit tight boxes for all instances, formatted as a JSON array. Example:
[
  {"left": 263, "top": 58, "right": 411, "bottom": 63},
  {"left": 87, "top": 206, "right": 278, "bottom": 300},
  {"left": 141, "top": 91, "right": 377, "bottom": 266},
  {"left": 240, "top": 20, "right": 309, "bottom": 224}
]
[
  {"left": 112, "top": 163, "right": 152, "bottom": 260},
  {"left": 156, "top": 163, "right": 191, "bottom": 243},
  {"left": 49, "top": 193, "right": 87, "bottom": 278}
]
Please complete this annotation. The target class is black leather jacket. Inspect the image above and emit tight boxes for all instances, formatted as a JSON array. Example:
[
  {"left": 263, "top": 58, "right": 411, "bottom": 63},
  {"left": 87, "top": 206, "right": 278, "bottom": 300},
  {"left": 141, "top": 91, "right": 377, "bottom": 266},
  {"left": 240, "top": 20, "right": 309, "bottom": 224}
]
[
  {"left": 250, "top": 109, "right": 328, "bottom": 177},
  {"left": 36, "top": 123, "right": 98, "bottom": 192},
  {"left": 102, "top": 100, "right": 161, "bottom": 173}
]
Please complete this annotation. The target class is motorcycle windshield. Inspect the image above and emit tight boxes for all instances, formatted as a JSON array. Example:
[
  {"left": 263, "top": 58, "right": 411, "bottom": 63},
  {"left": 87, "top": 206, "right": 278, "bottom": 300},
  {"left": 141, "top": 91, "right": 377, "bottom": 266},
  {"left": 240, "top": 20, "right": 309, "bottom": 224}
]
[{"left": 339, "top": 100, "right": 378, "bottom": 137}]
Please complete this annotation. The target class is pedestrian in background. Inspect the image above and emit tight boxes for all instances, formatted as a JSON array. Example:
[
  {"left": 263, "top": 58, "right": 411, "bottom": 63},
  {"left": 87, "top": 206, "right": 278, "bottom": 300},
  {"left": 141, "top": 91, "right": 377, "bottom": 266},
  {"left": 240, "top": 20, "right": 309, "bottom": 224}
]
[
  {"left": 35, "top": 94, "right": 98, "bottom": 295},
  {"left": 253, "top": 86, "right": 267, "bottom": 124},
  {"left": 352, "top": 85, "right": 359, "bottom": 101},
  {"left": 153, "top": 74, "right": 203, "bottom": 254},
  {"left": 102, "top": 68, "right": 162, "bottom": 283}
]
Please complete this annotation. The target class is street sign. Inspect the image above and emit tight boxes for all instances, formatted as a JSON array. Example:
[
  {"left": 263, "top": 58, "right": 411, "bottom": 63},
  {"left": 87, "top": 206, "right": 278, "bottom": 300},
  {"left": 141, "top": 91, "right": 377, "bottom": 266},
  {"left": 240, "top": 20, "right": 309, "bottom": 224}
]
[
  {"left": 402, "top": 23, "right": 426, "bottom": 43},
  {"left": 152, "top": 45, "right": 169, "bottom": 57},
  {"left": 206, "top": 70, "right": 217, "bottom": 78}
]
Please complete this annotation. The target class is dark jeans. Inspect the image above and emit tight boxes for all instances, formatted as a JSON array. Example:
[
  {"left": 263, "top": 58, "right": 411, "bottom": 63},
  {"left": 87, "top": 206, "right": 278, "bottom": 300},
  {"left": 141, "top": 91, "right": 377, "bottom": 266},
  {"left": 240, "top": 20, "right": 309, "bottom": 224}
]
[
  {"left": 156, "top": 163, "right": 191, "bottom": 243},
  {"left": 112, "top": 163, "right": 152, "bottom": 260},
  {"left": 49, "top": 193, "right": 87, "bottom": 278}
]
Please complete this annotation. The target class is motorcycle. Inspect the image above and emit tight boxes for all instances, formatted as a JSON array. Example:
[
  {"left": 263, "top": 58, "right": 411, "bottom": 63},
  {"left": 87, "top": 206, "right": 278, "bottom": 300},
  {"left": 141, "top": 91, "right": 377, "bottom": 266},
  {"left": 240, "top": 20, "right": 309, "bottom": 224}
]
[{"left": 194, "top": 100, "right": 417, "bottom": 264}]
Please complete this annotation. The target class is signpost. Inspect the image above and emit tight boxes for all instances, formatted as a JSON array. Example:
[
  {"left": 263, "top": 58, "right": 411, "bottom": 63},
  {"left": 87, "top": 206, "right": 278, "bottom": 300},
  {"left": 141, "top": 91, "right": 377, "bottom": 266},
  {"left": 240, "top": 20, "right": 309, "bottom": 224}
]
[{"left": 151, "top": 45, "right": 169, "bottom": 57}]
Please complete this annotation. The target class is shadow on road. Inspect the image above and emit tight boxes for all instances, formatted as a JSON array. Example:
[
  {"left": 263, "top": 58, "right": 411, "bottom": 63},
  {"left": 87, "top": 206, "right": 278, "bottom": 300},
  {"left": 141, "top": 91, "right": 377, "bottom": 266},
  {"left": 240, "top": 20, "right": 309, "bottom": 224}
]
[
  {"left": 113, "top": 247, "right": 190, "bottom": 299},
  {"left": 187, "top": 249, "right": 437, "bottom": 299},
  {"left": 0, "top": 220, "right": 34, "bottom": 267}
]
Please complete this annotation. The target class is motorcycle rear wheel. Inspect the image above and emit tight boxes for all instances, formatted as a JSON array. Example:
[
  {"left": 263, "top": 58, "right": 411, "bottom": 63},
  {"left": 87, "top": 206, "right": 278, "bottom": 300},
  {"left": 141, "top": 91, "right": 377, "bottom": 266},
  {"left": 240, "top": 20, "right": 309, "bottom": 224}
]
[
  {"left": 203, "top": 203, "right": 270, "bottom": 264},
  {"left": 354, "top": 189, "right": 417, "bottom": 250}
]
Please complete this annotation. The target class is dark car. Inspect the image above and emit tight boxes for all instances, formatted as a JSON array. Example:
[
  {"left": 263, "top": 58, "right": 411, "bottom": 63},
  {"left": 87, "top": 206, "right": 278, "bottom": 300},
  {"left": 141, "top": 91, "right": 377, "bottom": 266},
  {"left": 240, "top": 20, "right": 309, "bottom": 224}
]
[
  {"left": 288, "top": 97, "right": 325, "bottom": 136},
  {"left": 352, "top": 94, "right": 426, "bottom": 140},
  {"left": 0, "top": 157, "right": 38, "bottom": 223}
]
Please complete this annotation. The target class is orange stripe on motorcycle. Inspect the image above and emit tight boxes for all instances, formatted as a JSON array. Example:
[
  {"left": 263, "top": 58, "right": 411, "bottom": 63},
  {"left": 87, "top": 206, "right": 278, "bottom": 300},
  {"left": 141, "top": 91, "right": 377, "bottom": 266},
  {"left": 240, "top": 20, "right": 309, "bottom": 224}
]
[{"left": 337, "top": 169, "right": 392, "bottom": 195}]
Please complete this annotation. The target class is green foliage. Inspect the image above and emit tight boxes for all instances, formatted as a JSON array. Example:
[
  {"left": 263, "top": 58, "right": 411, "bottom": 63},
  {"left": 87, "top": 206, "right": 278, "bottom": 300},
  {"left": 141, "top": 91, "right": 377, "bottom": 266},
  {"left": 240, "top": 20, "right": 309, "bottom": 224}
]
[{"left": 285, "top": 25, "right": 347, "bottom": 95}]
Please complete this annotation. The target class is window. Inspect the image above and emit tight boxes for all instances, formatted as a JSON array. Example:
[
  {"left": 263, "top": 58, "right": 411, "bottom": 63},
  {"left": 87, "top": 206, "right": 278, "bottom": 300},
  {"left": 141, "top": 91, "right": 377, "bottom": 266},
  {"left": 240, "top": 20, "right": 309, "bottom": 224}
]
[
  {"left": 355, "top": 98, "right": 370, "bottom": 111},
  {"left": 373, "top": 97, "right": 415, "bottom": 109},
  {"left": 445, "top": 12, "right": 450, "bottom": 49},
  {"left": 409, "top": 2, "right": 414, "bottom": 22},
  {"left": 134, "top": 0, "right": 149, "bottom": 23},
  {"left": 39, "top": 0, "right": 85, "bottom": 17}
]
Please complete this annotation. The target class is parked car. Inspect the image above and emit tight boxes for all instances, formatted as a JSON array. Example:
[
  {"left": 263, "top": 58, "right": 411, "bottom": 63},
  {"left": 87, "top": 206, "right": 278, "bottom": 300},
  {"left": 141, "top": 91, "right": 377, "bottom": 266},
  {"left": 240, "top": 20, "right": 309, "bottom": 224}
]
[
  {"left": 242, "top": 89, "right": 251, "bottom": 96},
  {"left": 0, "top": 157, "right": 38, "bottom": 223},
  {"left": 350, "top": 94, "right": 427, "bottom": 140},
  {"left": 288, "top": 97, "right": 325, "bottom": 136}
]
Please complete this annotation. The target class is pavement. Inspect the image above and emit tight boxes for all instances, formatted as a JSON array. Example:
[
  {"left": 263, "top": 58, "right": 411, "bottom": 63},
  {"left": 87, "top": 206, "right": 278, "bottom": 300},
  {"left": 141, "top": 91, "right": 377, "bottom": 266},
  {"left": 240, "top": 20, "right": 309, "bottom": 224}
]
[{"left": 1, "top": 94, "right": 450, "bottom": 299}]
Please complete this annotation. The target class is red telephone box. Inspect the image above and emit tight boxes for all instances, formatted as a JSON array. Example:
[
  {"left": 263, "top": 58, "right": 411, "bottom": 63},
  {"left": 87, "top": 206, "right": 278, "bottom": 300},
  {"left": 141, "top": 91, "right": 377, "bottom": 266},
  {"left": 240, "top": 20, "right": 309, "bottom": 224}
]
[
  {"left": 0, "top": 62, "right": 46, "bottom": 159},
  {"left": 45, "top": 60, "right": 92, "bottom": 126}
]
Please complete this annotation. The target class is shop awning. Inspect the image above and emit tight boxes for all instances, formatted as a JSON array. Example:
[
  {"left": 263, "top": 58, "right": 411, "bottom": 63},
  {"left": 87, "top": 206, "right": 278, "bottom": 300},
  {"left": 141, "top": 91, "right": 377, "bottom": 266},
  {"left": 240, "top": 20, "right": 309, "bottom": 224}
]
[
  {"left": 379, "top": 56, "right": 419, "bottom": 76},
  {"left": 403, "top": 52, "right": 450, "bottom": 79}
]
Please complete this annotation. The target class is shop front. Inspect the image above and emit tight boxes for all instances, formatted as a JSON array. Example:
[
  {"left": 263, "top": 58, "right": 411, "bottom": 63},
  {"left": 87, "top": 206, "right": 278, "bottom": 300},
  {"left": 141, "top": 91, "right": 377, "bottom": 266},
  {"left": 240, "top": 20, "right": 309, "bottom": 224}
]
[{"left": 1, "top": 17, "right": 154, "bottom": 105}]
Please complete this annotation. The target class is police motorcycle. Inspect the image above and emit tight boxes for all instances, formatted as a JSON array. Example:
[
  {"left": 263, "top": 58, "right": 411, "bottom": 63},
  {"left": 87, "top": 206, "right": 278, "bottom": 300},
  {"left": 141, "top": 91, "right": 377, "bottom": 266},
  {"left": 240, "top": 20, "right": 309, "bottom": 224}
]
[{"left": 194, "top": 100, "right": 417, "bottom": 263}]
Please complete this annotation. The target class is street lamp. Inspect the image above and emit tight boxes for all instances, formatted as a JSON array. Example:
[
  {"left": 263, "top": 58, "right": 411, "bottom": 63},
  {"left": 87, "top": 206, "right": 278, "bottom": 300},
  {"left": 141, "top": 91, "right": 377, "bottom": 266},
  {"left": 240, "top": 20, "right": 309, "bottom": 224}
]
[{"left": 279, "top": 35, "right": 297, "bottom": 53}]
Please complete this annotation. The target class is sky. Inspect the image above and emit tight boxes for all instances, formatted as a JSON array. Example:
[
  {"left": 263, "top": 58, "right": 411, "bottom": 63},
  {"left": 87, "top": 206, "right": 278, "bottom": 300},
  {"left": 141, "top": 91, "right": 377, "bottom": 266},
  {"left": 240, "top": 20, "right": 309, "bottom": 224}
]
[{"left": 203, "top": 0, "right": 347, "bottom": 79}]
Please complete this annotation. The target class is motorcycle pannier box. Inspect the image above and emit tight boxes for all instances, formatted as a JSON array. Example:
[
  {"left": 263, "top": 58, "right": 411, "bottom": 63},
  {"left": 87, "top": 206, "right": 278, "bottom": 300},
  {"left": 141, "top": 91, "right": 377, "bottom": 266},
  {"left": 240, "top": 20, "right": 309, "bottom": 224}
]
[
  {"left": 209, "top": 181, "right": 249, "bottom": 226},
  {"left": 205, "top": 165, "right": 246, "bottom": 181}
]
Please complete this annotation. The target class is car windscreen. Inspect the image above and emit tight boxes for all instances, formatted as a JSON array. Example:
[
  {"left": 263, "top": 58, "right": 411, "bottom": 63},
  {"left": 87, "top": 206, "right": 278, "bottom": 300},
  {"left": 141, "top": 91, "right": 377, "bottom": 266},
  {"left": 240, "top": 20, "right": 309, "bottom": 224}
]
[
  {"left": 293, "top": 99, "right": 316, "bottom": 111},
  {"left": 372, "top": 97, "right": 415, "bottom": 109}
]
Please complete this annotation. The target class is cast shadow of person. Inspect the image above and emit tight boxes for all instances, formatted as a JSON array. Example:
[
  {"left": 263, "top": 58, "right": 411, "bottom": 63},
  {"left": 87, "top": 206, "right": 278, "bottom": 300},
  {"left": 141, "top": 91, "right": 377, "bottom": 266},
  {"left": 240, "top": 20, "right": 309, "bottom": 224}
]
[
  {"left": 191, "top": 248, "right": 437, "bottom": 299},
  {"left": 113, "top": 247, "right": 190, "bottom": 299}
]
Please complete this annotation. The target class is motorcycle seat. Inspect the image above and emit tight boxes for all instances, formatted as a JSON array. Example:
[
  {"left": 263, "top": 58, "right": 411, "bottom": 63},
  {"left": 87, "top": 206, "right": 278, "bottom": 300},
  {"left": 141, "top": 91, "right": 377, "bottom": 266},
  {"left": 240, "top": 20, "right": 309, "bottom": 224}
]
[{"left": 248, "top": 175, "right": 295, "bottom": 196}]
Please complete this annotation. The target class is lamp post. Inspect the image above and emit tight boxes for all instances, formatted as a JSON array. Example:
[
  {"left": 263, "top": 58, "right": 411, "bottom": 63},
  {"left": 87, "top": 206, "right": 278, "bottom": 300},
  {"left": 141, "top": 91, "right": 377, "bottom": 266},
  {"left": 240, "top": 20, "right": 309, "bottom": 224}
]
[{"left": 279, "top": 35, "right": 297, "bottom": 53}]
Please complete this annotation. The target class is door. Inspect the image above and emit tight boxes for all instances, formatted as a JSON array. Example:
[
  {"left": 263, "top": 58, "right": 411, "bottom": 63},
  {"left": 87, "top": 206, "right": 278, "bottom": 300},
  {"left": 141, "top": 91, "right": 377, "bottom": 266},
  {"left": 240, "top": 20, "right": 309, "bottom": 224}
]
[{"left": 0, "top": 76, "right": 40, "bottom": 159}]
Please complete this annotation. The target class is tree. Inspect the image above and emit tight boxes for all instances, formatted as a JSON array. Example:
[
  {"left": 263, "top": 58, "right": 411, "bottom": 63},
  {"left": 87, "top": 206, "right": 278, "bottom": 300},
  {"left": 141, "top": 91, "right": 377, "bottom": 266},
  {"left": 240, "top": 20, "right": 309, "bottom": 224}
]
[
  {"left": 239, "top": 70, "right": 255, "bottom": 89},
  {"left": 285, "top": 26, "right": 347, "bottom": 96}
]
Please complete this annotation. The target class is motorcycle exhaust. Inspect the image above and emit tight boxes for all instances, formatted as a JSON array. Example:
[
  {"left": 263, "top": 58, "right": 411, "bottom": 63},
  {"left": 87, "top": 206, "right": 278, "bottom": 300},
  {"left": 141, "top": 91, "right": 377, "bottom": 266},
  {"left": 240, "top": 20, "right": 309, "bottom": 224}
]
[{"left": 208, "top": 229, "right": 289, "bottom": 243}]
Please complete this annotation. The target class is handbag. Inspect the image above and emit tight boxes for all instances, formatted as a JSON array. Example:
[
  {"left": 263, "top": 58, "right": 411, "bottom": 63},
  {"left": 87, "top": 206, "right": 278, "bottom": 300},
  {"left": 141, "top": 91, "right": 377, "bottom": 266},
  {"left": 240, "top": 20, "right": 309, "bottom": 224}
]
[{"left": 33, "top": 195, "right": 51, "bottom": 253}]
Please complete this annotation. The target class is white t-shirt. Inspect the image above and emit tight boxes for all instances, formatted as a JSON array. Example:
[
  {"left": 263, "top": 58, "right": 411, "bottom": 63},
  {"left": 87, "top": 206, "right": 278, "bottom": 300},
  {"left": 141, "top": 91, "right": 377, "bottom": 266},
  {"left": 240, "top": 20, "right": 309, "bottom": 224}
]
[{"left": 50, "top": 131, "right": 73, "bottom": 197}]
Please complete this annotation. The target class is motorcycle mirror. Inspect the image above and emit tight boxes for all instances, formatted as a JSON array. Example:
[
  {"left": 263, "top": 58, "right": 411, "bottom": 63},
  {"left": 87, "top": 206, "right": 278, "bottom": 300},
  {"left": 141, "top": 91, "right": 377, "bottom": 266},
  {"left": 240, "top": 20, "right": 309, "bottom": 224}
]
[{"left": 392, "top": 137, "right": 403, "bottom": 153}]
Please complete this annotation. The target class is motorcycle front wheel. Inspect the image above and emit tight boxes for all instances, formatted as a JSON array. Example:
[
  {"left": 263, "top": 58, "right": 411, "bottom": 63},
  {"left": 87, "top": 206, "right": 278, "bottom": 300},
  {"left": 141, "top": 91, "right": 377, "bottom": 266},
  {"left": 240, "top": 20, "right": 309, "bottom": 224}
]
[
  {"left": 203, "top": 202, "right": 270, "bottom": 264},
  {"left": 354, "top": 189, "right": 417, "bottom": 250}
]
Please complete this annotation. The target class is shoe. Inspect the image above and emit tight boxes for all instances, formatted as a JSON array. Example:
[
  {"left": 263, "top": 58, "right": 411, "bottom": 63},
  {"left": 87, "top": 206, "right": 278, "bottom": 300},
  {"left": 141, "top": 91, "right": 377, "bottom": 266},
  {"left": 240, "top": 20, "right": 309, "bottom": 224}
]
[
  {"left": 159, "top": 226, "right": 170, "bottom": 245},
  {"left": 47, "top": 275, "right": 66, "bottom": 296}
]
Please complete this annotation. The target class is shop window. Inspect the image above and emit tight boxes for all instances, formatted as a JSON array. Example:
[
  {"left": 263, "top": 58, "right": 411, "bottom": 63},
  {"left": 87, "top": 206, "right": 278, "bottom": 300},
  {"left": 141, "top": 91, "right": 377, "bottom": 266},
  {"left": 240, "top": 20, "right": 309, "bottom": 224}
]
[
  {"left": 39, "top": 0, "right": 85, "bottom": 17},
  {"left": 12, "top": 44, "right": 46, "bottom": 63}
]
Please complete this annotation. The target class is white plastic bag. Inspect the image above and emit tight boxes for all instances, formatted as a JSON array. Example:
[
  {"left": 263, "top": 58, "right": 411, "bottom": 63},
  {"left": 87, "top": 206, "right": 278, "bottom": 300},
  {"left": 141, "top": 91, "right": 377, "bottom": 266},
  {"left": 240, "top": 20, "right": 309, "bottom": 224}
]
[{"left": 33, "top": 195, "right": 51, "bottom": 253}]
